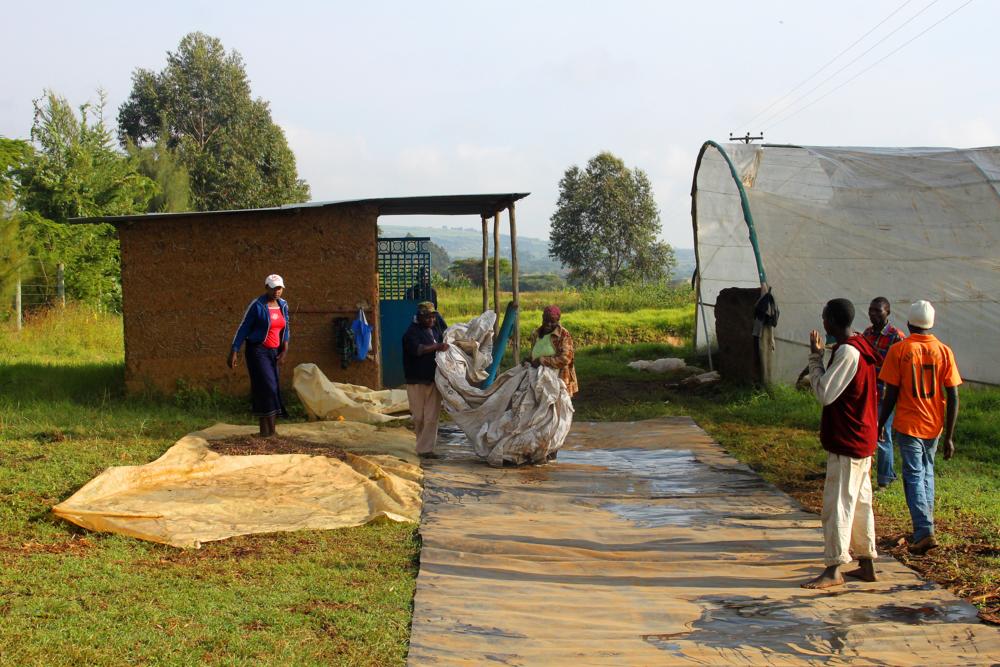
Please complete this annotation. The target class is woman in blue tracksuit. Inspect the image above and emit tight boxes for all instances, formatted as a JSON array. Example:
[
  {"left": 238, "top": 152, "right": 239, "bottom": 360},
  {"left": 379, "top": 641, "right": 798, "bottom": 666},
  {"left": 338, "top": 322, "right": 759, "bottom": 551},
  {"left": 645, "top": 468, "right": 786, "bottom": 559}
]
[{"left": 227, "top": 274, "right": 290, "bottom": 436}]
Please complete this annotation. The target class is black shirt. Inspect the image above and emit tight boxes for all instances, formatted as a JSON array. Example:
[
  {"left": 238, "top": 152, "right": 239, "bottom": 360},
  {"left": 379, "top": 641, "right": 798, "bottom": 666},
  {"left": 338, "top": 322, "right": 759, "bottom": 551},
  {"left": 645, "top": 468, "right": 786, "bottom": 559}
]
[{"left": 402, "top": 320, "right": 443, "bottom": 384}]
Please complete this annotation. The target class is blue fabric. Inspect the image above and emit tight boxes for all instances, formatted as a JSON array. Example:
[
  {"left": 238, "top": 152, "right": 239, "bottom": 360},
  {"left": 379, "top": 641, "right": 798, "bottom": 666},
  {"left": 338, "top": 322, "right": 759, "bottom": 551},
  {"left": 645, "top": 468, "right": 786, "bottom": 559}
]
[
  {"left": 232, "top": 296, "right": 289, "bottom": 352},
  {"left": 352, "top": 310, "right": 372, "bottom": 360},
  {"left": 896, "top": 431, "right": 938, "bottom": 543},
  {"left": 482, "top": 303, "right": 517, "bottom": 389},
  {"left": 245, "top": 342, "right": 287, "bottom": 418},
  {"left": 876, "top": 404, "right": 896, "bottom": 486}
]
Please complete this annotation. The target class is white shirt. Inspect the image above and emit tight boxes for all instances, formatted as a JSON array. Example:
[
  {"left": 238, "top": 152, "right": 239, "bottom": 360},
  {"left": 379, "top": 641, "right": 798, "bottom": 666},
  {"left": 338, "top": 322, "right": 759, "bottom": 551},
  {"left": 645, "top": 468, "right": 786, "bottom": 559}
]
[{"left": 808, "top": 344, "right": 860, "bottom": 406}]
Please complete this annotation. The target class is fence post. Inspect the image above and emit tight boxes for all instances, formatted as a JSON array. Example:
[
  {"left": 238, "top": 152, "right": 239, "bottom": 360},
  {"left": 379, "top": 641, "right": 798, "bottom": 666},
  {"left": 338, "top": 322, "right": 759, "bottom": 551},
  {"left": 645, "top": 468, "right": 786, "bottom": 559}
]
[
  {"left": 14, "top": 274, "right": 21, "bottom": 331},
  {"left": 57, "top": 262, "right": 65, "bottom": 308}
]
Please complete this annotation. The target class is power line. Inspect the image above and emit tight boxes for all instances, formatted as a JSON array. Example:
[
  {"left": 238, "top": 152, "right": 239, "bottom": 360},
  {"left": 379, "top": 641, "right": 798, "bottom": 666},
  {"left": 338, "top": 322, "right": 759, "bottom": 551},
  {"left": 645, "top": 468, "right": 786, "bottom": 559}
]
[
  {"left": 753, "top": 0, "right": 943, "bottom": 131},
  {"left": 766, "top": 0, "right": 975, "bottom": 131},
  {"left": 740, "top": 0, "right": 918, "bottom": 129}
]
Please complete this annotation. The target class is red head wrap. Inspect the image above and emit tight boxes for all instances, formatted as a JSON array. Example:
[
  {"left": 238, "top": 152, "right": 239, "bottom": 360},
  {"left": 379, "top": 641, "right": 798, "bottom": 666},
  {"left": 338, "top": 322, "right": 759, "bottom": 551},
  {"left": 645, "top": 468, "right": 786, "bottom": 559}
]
[{"left": 543, "top": 305, "right": 561, "bottom": 320}]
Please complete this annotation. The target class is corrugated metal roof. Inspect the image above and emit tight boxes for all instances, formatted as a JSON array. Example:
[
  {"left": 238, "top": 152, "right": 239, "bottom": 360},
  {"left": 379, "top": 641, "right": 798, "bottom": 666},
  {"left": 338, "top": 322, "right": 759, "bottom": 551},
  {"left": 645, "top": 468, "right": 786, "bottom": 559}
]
[{"left": 69, "top": 193, "right": 530, "bottom": 224}]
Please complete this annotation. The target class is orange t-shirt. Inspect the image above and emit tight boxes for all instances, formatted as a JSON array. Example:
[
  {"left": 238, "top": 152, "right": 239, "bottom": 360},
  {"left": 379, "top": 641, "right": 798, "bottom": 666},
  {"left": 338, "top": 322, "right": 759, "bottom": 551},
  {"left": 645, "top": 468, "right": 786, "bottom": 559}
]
[{"left": 879, "top": 333, "right": 961, "bottom": 439}]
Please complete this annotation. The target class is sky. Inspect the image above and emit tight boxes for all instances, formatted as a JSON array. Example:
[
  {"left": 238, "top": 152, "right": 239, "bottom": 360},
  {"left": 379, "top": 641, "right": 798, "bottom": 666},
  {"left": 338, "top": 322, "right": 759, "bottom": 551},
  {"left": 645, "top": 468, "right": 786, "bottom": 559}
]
[{"left": 2, "top": 0, "right": 996, "bottom": 247}]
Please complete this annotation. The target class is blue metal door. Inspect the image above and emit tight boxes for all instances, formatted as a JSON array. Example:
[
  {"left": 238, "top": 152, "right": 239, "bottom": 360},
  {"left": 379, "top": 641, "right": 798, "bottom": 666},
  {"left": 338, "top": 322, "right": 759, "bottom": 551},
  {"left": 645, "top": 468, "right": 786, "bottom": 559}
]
[{"left": 378, "top": 237, "right": 432, "bottom": 388}]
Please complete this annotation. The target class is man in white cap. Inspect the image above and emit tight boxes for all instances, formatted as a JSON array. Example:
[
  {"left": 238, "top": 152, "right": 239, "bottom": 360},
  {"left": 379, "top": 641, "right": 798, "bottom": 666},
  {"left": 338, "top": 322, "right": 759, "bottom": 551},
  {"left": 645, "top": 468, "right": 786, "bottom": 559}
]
[{"left": 877, "top": 300, "right": 961, "bottom": 555}]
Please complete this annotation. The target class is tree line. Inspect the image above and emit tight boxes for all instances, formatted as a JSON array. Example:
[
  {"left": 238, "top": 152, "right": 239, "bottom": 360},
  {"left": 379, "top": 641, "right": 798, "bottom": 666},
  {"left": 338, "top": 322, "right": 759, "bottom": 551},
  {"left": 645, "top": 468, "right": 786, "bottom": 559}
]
[{"left": 1, "top": 32, "right": 309, "bottom": 312}]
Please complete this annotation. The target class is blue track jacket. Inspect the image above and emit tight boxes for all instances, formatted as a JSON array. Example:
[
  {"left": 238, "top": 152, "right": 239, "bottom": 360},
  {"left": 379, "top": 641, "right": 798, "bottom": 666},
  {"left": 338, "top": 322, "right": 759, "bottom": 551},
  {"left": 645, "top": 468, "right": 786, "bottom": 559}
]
[{"left": 231, "top": 295, "right": 290, "bottom": 352}]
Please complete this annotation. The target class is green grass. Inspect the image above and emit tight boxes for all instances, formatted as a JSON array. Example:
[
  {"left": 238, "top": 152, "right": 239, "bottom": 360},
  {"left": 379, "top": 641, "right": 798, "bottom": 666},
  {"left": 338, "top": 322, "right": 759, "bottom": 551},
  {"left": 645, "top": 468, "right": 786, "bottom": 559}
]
[{"left": 0, "top": 306, "right": 419, "bottom": 666}]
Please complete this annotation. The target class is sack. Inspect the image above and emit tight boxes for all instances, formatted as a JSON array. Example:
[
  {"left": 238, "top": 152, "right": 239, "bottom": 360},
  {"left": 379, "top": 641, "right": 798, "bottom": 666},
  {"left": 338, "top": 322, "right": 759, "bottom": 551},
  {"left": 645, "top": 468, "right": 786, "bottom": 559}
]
[{"left": 351, "top": 309, "right": 372, "bottom": 361}]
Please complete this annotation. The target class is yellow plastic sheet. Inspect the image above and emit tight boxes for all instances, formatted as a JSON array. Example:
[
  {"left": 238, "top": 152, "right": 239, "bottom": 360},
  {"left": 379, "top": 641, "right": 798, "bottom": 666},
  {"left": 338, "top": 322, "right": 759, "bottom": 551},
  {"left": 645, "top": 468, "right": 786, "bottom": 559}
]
[
  {"left": 293, "top": 363, "right": 409, "bottom": 423},
  {"left": 52, "top": 422, "right": 422, "bottom": 548}
]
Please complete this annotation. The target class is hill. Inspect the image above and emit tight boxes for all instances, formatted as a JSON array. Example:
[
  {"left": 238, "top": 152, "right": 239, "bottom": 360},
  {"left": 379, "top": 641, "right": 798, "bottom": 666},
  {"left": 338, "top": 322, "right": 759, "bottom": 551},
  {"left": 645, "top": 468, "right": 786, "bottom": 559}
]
[{"left": 379, "top": 224, "right": 695, "bottom": 279}]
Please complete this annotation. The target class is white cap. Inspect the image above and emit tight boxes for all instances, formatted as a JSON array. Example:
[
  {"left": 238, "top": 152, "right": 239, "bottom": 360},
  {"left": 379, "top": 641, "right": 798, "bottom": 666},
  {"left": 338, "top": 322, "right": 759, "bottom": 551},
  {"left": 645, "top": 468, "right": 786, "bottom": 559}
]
[
  {"left": 908, "top": 300, "right": 935, "bottom": 329},
  {"left": 264, "top": 274, "right": 285, "bottom": 289}
]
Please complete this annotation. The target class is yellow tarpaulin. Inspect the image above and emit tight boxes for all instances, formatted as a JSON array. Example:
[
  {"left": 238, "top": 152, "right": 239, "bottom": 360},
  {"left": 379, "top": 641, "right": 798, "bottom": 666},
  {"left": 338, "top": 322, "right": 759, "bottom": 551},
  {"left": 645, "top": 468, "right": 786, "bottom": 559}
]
[
  {"left": 52, "top": 422, "right": 422, "bottom": 548},
  {"left": 293, "top": 363, "right": 409, "bottom": 423}
]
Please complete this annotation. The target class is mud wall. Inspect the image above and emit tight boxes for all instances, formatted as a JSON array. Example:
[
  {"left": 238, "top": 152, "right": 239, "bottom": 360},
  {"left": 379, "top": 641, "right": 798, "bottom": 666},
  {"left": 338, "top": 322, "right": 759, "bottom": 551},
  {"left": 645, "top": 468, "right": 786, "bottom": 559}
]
[
  {"left": 118, "top": 205, "right": 380, "bottom": 395},
  {"left": 714, "top": 287, "right": 760, "bottom": 383}
]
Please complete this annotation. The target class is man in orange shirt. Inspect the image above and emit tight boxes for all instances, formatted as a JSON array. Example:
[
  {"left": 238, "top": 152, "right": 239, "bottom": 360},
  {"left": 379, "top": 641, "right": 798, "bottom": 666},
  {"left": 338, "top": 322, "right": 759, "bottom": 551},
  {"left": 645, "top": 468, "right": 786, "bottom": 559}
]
[{"left": 877, "top": 300, "right": 961, "bottom": 555}]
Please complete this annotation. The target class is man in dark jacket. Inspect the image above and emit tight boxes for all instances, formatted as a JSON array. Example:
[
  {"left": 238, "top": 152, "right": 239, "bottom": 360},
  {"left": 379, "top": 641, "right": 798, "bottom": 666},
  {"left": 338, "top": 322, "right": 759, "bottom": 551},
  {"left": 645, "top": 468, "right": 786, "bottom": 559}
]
[
  {"left": 403, "top": 302, "right": 449, "bottom": 459},
  {"left": 802, "top": 298, "right": 880, "bottom": 589}
]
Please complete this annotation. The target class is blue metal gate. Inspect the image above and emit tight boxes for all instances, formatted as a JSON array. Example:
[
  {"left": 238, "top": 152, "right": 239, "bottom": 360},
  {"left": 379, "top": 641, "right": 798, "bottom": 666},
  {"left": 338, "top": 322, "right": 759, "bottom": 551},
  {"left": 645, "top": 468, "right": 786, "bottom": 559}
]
[{"left": 378, "top": 237, "right": 432, "bottom": 388}]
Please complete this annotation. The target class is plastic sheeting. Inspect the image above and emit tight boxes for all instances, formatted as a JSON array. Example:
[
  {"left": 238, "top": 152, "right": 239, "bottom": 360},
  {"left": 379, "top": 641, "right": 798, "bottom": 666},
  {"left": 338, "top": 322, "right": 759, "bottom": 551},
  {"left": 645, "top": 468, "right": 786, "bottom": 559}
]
[
  {"left": 293, "top": 363, "right": 408, "bottom": 423},
  {"left": 435, "top": 311, "right": 574, "bottom": 466},
  {"left": 52, "top": 422, "right": 422, "bottom": 548},
  {"left": 693, "top": 143, "right": 1000, "bottom": 385},
  {"left": 408, "top": 418, "right": 1000, "bottom": 665}
]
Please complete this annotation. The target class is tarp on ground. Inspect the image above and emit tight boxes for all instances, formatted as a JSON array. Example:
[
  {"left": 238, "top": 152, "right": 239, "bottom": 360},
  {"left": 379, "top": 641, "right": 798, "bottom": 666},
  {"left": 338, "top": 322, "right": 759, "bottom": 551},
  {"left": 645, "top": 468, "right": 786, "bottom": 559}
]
[
  {"left": 435, "top": 311, "right": 574, "bottom": 466},
  {"left": 293, "top": 363, "right": 409, "bottom": 423},
  {"left": 408, "top": 418, "right": 1000, "bottom": 665},
  {"left": 692, "top": 142, "right": 1000, "bottom": 385},
  {"left": 52, "top": 422, "right": 422, "bottom": 548}
]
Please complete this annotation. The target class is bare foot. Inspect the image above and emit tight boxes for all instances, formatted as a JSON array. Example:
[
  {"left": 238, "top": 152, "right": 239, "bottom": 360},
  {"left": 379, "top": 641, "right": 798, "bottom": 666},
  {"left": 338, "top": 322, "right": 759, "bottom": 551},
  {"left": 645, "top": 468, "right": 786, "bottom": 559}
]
[
  {"left": 801, "top": 565, "right": 845, "bottom": 589},
  {"left": 843, "top": 558, "right": 877, "bottom": 582}
]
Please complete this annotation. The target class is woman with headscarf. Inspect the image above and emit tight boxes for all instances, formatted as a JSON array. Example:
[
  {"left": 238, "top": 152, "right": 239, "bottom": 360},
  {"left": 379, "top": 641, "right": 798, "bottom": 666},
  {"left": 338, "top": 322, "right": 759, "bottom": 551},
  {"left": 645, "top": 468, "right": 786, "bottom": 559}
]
[
  {"left": 228, "top": 274, "right": 291, "bottom": 437},
  {"left": 529, "top": 305, "right": 578, "bottom": 397}
]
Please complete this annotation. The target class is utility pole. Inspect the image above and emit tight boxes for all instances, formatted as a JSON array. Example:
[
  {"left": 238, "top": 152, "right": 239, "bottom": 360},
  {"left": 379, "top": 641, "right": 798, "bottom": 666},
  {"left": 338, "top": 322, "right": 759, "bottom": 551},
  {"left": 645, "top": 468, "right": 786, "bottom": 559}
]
[{"left": 729, "top": 132, "right": 764, "bottom": 144}]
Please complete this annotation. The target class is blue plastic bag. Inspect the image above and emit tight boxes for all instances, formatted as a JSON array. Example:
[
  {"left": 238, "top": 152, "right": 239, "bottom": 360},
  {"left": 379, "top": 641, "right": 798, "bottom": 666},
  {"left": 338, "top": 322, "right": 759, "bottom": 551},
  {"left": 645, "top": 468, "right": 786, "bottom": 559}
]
[{"left": 351, "top": 309, "right": 372, "bottom": 361}]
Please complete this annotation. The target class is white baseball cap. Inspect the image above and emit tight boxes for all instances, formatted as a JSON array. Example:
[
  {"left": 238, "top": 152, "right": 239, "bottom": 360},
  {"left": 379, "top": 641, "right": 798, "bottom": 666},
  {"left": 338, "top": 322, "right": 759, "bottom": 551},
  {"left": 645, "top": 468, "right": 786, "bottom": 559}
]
[
  {"left": 265, "top": 274, "right": 285, "bottom": 289},
  {"left": 908, "top": 300, "right": 935, "bottom": 329}
]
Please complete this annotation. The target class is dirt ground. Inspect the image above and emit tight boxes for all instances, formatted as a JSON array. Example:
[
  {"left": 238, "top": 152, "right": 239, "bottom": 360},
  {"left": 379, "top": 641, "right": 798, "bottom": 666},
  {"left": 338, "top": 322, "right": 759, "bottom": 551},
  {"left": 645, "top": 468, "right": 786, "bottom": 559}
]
[{"left": 207, "top": 435, "right": 349, "bottom": 460}]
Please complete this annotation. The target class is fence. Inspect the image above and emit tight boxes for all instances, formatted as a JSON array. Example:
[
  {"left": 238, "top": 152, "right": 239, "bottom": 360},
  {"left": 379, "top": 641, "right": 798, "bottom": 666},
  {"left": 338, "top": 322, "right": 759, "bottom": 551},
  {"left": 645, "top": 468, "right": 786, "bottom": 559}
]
[{"left": 11, "top": 261, "right": 65, "bottom": 331}]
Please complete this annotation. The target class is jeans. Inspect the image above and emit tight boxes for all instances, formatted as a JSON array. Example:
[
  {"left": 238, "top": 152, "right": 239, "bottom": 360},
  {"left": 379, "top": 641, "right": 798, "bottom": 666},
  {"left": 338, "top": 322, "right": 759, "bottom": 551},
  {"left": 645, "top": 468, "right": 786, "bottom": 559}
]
[
  {"left": 896, "top": 431, "right": 938, "bottom": 543},
  {"left": 876, "top": 405, "right": 896, "bottom": 486}
]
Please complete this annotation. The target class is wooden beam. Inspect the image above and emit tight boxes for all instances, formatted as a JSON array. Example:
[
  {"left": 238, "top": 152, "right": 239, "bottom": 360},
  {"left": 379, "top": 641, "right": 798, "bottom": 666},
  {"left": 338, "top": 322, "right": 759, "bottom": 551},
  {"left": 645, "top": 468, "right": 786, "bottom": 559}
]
[
  {"left": 493, "top": 211, "right": 500, "bottom": 337},
  {"left": 481, "top": 216, "right": 489, "bottom": 314},
  {"left": 509, "top": 202, "right": 520, "bottom": 364}
]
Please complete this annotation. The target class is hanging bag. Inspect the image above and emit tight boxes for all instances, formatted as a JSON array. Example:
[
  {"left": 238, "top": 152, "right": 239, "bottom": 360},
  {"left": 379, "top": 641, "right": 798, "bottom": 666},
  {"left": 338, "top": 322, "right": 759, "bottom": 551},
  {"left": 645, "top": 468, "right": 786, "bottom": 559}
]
[{"left": 351, "top": 308, "right": 372, "bottom": 361}]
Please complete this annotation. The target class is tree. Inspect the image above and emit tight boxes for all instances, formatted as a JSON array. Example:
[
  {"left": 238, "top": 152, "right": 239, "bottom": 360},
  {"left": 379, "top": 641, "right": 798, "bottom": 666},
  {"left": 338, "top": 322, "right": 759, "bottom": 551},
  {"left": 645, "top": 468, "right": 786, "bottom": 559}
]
[
  {"left": 128, "top": 136, "right": 191, "bottom": 212},
  {"left": 0, "top": 137, "right": 32, "bottom": 304},
  {"left": 549, "top": 152, "right": 675, "bottom": 287},
  {"left": 118, "top": 32, "right": 310, "bottom": 211},
  {"left": 16, "top": 91, "right": 155, "bottom": 310},
  {"left": 448, "top": 257, "right": 512, "bottom": 288}
]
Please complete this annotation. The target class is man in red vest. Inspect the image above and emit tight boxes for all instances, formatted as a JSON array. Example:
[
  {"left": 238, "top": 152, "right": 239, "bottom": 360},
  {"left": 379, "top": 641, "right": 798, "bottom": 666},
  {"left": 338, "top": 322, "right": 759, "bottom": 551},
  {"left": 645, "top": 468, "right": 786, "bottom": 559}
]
[{"left": 802, "top": 298, "right": 880, "bottom": 589}]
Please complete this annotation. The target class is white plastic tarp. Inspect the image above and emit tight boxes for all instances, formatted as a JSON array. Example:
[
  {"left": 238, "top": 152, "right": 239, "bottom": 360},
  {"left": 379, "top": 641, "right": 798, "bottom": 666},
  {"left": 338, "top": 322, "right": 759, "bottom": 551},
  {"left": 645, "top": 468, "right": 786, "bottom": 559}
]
[
  {"left": 293, "top": 363, "right": 408, "bottom": 423},
  {"left": 694, "top": 143, "right": 1000, "bottom": 385},
  {"left": 435, "top": 311, "right": 574, "bottom": 466}
]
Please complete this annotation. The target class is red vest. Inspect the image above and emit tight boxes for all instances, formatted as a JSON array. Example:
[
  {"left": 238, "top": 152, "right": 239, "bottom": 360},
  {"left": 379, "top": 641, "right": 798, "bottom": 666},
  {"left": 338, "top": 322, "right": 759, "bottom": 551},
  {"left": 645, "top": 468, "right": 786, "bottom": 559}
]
[{"left": 820, "top": 335, "right": 878, "bottom": 458}]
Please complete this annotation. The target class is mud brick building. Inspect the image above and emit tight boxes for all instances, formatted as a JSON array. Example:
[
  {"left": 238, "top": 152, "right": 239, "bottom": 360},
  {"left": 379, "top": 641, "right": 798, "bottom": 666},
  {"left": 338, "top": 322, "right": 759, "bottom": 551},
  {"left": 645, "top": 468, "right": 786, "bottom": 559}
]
[{"left": 75, "top": 194, "right": 527, "bottom": 395}]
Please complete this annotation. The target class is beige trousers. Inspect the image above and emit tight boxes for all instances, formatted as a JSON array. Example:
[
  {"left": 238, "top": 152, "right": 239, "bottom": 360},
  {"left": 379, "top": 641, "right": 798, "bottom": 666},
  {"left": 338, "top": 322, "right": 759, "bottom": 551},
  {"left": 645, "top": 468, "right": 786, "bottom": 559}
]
[
  {"left": 822, "top": 452, "right": 878, "bottom": 567},
  {"left": 406, "top": 383, "right": 442, "bottom": 455}
]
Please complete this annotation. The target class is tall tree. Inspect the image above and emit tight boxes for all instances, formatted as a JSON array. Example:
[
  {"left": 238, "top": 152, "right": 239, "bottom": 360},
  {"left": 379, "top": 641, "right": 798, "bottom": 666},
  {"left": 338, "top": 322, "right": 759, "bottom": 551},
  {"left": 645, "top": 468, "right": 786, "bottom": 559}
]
[
  {"left": 0, "top": 137, "right": 33, "bottom": 304},
  {"left": 128, "top": 136, "right": 191, "bottom": 212},
  {"left": 549, "top": 152, "right": 675, "bottom": 287},
  {"left": 17, "top": 91, "right": 155, "bottom": 310},
  {"left": 118, "top": 32, "right": 310, "bottom": 211}
]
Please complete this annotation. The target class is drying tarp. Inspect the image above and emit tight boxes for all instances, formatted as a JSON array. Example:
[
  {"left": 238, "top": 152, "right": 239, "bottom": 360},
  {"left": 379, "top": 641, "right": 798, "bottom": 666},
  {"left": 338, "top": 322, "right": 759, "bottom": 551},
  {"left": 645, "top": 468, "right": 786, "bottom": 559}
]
[
  {"left": 435, "top": 311, "right": 574, "bottom": 466},
  {"left": 408, "top": 418, "right": 1000, "bottom": 665},
  {"left": 52, "top": 422, "right": 422, "bottom": 548},
  {"left": 293, "top": 363, "right": 409, "bottom": 423},
  {"left": 693, "top": 142, "right": 1000, "bottom": 385}
]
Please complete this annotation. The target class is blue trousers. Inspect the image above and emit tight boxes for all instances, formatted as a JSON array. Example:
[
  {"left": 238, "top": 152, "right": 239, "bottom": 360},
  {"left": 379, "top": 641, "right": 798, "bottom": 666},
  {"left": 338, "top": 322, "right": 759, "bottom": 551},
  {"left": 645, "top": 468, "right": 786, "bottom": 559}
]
[
  {"left": 895, "top": 431, "right": 938, "bottom": 543},
  {"left": 876, "top": 402, "right": 896, "bottom": 486},
  {"left": 246, "top": 342, "right": 288, "bottom": 418}
]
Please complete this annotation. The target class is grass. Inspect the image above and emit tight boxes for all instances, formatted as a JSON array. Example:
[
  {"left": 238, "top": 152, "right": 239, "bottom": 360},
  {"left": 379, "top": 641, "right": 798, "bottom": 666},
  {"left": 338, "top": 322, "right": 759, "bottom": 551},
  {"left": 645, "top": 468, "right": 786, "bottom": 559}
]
[
  {"left": 572, "top": 342, "right": 1000, "bottom": 621},
  {"left": 4, "top": 297, "right": 998, "bottom": 663},
  {"left": 0, "top": 305, "right": 419, "bottom": 666}
]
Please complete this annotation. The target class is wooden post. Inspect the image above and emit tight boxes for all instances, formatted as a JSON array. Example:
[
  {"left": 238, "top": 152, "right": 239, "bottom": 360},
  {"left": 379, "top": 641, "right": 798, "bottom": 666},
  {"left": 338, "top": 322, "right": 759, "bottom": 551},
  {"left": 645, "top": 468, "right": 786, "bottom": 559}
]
[
  {"left": 56, "top": 263, "right": 65, "bottom": 308},
  {"left": 509, "top": 202, "right": 520, "bottom": 364},
  {"left": 481, "top": 216, "right": 489, "bottom": 314},
  {"left": 492, "top": 211, "right": 500, "bottom": 336},
  {"left": 14, "top": 274, "right": 21, "bottom": 331}
]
